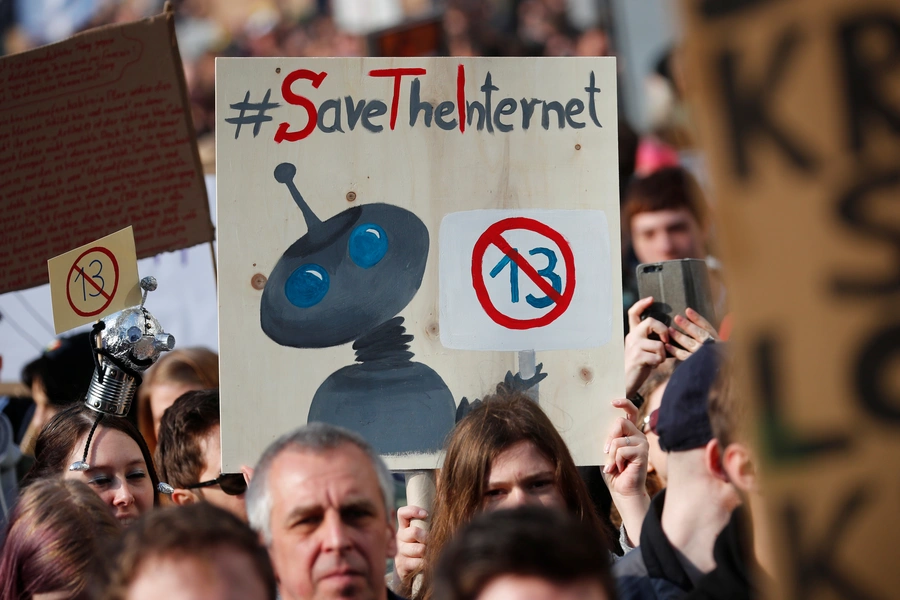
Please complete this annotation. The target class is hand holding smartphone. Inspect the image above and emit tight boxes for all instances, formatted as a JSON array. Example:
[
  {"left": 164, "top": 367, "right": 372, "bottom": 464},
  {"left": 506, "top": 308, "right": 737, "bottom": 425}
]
[{"left": 636, "top": 259, "right": 719, "bottom": 357}]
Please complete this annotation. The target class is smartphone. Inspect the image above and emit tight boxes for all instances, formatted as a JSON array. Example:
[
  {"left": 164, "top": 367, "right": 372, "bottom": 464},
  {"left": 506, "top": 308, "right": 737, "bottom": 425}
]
[{"left": 636, "top": 259, "right": 719, "bottom": 333}]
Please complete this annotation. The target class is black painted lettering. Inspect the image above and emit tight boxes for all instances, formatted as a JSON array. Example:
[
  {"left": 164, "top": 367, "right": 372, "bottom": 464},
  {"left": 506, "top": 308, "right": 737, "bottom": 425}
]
[
  {"left": 584, "top": 72, "right": 602, "bottom": 128},
  {"left": 345, "top": 96, "right": 365, "bottom": 130},
  {"left": 565, "top": 98, "right": 585, "bottom": 129},
  {"left": 755, "top": 334, "right": 850, "bottom": 461},
  {"left": 317, "top": 99, "right": 344, "bottom": 133},
  {"left": 855, "top": 324, "right": 900, "bottom": 422},
  {"left": 541, "top": 101, "right": 565, "bottom": 130},
  {"left": 435, "top": 101, "right": 457, "bottom": 130},
  {"left": 833, "top": 170, "right": 900, "bottom": 296},
  {"left": 838, "top": 13, "right": 900, "bottom": 153},
  {"left": 494, "top": 98, "right": 516, "bottom": 132},
  {"left": 362, "top": 100, "right": 387, "bottom": 133},
  {"left": 467, "top": 100, "right": 486, "bottom": 131},
  {"left": 520, "top": 98, "right": 541, "bottom": 130},
  {"left": 700, "top": 0, "right": 781, "bottom": 19},
  {"left": 719, "top": 26, "right": 818, "bottom": 179},
  {"left": 783, "top": 487, "right": 878, "bottom": 600},
  {"left": 480, "top": 72, "right": 499, "bottom": 134},
  {"left": 408, "top": 79, "right": 433, "bottom": 128}
]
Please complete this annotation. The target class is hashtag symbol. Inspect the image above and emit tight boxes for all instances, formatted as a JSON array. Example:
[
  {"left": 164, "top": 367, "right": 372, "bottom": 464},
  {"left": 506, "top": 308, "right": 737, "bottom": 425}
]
[{"left": 225, "top": 89, "right": 281, "bottom": 139}]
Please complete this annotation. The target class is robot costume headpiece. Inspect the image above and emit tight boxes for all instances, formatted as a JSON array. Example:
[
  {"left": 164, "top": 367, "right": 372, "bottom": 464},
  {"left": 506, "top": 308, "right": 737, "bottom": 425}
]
[{"left": 69, "top": 276, "right": 176, "bottom": 495}]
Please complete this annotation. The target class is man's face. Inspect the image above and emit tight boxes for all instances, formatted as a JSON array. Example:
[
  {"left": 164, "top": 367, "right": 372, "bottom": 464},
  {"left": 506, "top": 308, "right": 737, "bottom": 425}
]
[
  {"left": 266, "top": 445, "right": 396, "bottom": 600},
  {"left": 196, "top": 425, "right": 247, "bottom": 521},
  {"left": 630, "top": 208, "right": 704, "bottom": 264}
]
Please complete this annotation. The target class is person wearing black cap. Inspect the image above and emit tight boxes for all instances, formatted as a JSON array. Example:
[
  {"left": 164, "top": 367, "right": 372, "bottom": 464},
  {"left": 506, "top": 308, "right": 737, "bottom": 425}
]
[
  {"left": 19, "top": 331, "right": 95, "bottom": 453},
  {"left": 614, "top": 342, "right": 741, "bottom": 600}
]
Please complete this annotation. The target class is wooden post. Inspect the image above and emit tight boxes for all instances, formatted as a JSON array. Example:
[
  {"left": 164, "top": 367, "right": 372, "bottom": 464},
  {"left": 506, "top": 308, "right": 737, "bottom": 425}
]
[
  {"left": 518, "top": 349, "right": 539, "bottom": 402},
  {"left": 405, "top": 470, "right": 436, "bottom": 528},
  {"left": 398, "top": 470, "right": 436, "bottom": 595}
]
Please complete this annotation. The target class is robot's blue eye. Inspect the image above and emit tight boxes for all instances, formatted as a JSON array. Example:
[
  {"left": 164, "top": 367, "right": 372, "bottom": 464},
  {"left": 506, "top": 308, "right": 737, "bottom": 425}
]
[
  {"left": 126, "top": 326, "right": 142, "bottom": 343},
  {"left": 348, "top": 223, "right": 388, "bottom": 269},
  {"left": 285, "top": 264, "right": 329, "bottom": 308}
]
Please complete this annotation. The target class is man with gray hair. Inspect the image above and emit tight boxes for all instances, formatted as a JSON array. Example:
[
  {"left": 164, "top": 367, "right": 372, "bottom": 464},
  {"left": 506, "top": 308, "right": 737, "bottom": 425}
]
[{"left": 246, "top": 423, "right": 403, "bottom": 600}]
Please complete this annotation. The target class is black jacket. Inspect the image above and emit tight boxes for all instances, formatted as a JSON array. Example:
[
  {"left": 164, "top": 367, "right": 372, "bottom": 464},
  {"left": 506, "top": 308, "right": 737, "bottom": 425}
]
[
  {"left": 613, "top": 490, "right": 699, "bottom": 600},
  {"left": 684, "top": 506, "right": 756, "bottom": 600}
]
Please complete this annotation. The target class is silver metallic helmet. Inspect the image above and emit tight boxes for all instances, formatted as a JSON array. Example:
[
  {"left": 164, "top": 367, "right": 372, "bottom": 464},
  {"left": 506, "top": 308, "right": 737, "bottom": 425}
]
[{"left": 84, "top": 276, "right": 175, "bottom": 417}]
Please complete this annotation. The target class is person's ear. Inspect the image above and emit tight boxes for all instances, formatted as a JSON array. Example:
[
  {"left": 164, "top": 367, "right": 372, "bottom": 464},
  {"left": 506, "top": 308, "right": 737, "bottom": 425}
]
[
  {"left": 171, "top": 488, "right": 200, "bottom": 507},
  {"left": 704, "top": 439, "right": 729, "bottom": 482},
  {"left": 721, "top": 443, "right": 756, "bottom": 493},
  {"left": 386, "top": 509, "right": 398, "bottom": 558},
  {"left": 241, "top": 465, "right": 254, "bottom": 487}
]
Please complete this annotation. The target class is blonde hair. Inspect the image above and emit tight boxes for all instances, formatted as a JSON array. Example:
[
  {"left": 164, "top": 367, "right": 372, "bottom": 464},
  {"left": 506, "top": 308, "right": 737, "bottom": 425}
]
[{"left": 136, "top": 347, "right": 218, "bottom": 453}]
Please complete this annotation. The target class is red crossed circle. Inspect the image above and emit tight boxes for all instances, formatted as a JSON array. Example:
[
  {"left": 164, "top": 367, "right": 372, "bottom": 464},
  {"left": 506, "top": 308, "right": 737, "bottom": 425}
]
[
  {"left": 471, "top": 217, "right": 576, "bottom": 330},
  {"left": 66, "top": 247, "right": 120, "bottom": 317}
]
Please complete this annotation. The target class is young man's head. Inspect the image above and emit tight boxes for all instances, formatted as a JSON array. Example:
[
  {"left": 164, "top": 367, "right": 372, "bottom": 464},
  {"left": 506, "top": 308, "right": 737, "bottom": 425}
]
[
  {"left": 708, "top": 358, "right": 758, "bottom": 499},
  {"left": 155, "top": 389, "right": 247, "bottom": 520},
  {"left": 433, "top": 505, "right": 615, "bottom": 600},
  {"left": 102, "top": 503, "right": 276, "bottom": 600},
  {"left": 655, "top": 342, "right": 738, "bottom": 509},
  {"left": 623, "top": 166, "right": 708, "bottom": 264}
]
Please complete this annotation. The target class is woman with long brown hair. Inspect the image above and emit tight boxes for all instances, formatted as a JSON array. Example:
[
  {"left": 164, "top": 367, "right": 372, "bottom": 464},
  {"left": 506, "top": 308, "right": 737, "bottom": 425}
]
[
  {"left": 397, "top": 391, "right": 649, "bottom": 599},
  {"left": 24, "top": 404, "right": 162, "bottom": 525}
]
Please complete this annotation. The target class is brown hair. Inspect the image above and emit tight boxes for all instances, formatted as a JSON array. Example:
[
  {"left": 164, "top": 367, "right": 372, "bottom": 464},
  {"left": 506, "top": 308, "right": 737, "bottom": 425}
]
[
  {"left": 23, "top": 404, "right": 161, "bottom": 505},
  {"left": 708, "top": 354, "right": 744, "bottom": 448},
  {"left": 638, "top": 358, "right": 680, "bottom": 401},
  {"left": 404, "top": 393, "right": 613, "bottom": 600},
  {"left": 622, "top": 166, "right": 707, "bottom": 241},
  {"left": 136, "top": 347, "right": 218, "bottom": 454},
  {"left": 101, "top": 503, "right": 276, "bottom": 600},
  {"left": 155, "top": 389, "right": 220, "bottom": 488},
  {"left": 0, "top": 479, "right": 122, "bottom": 599}
]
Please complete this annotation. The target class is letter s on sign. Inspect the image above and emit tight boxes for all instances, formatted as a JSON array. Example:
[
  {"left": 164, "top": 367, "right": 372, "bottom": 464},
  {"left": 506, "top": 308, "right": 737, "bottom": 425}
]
[{"left": 275, "top": 69, "right": 328, "bottom": 143}]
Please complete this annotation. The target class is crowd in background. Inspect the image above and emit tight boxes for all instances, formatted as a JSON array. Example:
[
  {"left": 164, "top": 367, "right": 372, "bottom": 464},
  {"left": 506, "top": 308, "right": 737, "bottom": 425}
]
[{"left": 0, "top": 0, "right": 621, "bottom": 160}]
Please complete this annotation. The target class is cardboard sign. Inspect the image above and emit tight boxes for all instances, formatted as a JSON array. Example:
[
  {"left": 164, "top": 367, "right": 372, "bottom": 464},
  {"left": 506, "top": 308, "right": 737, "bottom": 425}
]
[
  {"left": 0, "top": 9, "right": 214, "bottom": 296},
  {"left": 216, "top": 57, "right": 624, "bottom": 470},
  {"left": 681, "top": 1, "right": 900, "bottom": 597},
  {"left": 440, "top": 210, "right": 612, "bottom": 351},
  {"left": 47, "top": 227, "right": 141, "bottom": 333}
]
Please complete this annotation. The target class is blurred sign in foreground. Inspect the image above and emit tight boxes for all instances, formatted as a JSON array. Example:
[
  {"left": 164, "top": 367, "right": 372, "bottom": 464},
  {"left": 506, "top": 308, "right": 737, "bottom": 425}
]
[
  {"left": 0, "top": 9, "right": 213, "bottom": 295},
  {"left": 682, "top": 0, "right": 900, "bottom": 598}
]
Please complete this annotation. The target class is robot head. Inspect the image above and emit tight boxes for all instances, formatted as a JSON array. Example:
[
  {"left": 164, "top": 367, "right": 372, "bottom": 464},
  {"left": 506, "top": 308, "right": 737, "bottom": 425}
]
[
  {"left": 95, "top": 278, "right": 175, "bottom": 373},
  {"left": 260, "top": 163, "right": 429, "bottom": 348}
]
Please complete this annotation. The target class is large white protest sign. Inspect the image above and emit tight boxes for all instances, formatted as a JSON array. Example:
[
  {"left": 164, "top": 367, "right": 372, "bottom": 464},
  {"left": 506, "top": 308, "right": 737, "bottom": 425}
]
[{"left": 216, "top": 58, "right": 624, "bottom": 470}]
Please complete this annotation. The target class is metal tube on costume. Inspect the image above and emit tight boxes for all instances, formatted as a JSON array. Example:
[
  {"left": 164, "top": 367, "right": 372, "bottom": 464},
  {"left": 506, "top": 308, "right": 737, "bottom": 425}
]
[{"left": 84, "top": 277, "right": 175, "bottom": 417}]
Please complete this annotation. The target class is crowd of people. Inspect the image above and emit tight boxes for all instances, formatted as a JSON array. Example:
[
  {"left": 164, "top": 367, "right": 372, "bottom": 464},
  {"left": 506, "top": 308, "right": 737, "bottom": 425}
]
[
  {"left": 0, "top": 1, "right": 775, "bottom": 599},
  {"left": 0, "top": 153, "right": 766, "bottom": 599},
  {"left": 0, "top": 331, "right": 765, "bottom": 599}
]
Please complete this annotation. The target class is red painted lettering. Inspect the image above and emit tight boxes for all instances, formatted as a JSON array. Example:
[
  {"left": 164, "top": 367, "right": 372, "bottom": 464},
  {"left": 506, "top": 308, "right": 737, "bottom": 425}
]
[
  {"left": 457, "top": 64, "right": 466, "bottom": 133},
  {"left": 275, "top": 69, "right": 327, "bottom": 143},
  {"left": 368, "top": 68, "right": 427, "bottom": 131}
]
